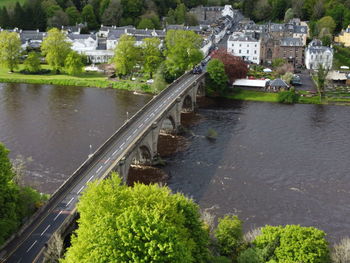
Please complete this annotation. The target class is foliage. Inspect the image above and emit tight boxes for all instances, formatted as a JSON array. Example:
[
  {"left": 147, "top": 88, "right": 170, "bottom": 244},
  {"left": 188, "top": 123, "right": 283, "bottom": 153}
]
[
  {"left": 212, "top": 49, "right": 248, "bottom": 84},
  {"left": 137, "top": 18, "right": 155, "bottom": 29},
  {"left": 65, "top": 6, "right": 81, "bottom": 25},
  {"left": 64, "top": 51, "right": 84, "bottom": 76},
  {"left": 206, "top": 59, "right": 228, "bottom": 96},
  {"left": 101, "top": 0, "right": 123, "bottom": 26},
  {"left": 165, "top": 29, "right": 203, "bottom": 78},
  {"left": 81, "top": 4, "right": 98, "bottom": 30},
  {"left": 43, "top": 233, "right": 64, "bottom": 263},
  {"left": 61, "top": 173, "right": 209, "bottom": 263},
  {"left": 315, "top": 64, "right": 329, "bottom": 99},
  {"left": 254, "top": 225, "right": 330, "bottom": 263},
  {"left": 141, "top": 37, "right": 163, "bottom": 78},
  {"left": 243, "top": 228, "right": 262, "bottom": 244},
  {"left": 278, "top": 87, "right": 300, "bottom": 104},
  {"left": 152, "top": 66, "right": 167, "bottom": 92},
  {"left": 113, "top": 34, "right": 140, "bottom": 77},
  {"left": 24, "top": 52, "right": 41, "bottom": 73},
  {"left": 206, "top": 128, "right": 218, "bottom": 140},
  {"left": 331, "top": 237, "right": 350, "bottom": 263},
  {"left": 272, "top": 58, "right": 287, "bottom": 69},
  {"left": 215, "top": 215, "right": 243, "bottom": 258},
  {"left": 317, "top": 16, "right": 337, "bottom": 35},
  {"left": 237, "top": 247, "right": 264, "bottom": 263},
  {"left": 333, "top": 45, "right": 350, "bottom": 68},
  {"left": 0, "top": 31, "right": 21, "bottom": 72},
  {"left": 41, "top": 28, "right": 72, "bottom": 74},
  {"left": 281, "top": 72, "right": 294, "bottom": 84}
]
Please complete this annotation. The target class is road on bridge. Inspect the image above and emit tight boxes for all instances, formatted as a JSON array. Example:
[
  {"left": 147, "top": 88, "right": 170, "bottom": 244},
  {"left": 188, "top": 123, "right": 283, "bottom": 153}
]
[{"left": 1, "top": 72, "right": 204, "bottom": 263}]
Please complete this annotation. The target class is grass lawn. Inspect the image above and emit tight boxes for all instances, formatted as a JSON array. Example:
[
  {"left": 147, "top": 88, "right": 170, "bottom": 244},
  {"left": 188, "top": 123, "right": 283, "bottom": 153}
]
[
  {"left": 0, "top": 0, "right": 26, "bottom": 7},
  {"left": 226, "top": 88, "right": 350, "bottom": 105},
  {"left": 0, "top": 65, "right": 155, "bottom": 93},
  {"left": 226, "top": 88, "right": 279, "bottom": 103}
]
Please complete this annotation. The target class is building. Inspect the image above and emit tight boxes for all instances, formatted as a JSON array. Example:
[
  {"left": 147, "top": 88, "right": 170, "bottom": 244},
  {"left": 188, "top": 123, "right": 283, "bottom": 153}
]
[
  {"left": 278, "top": 37, "right": 304, "bottom": 67},
  {"left": 304, "top": 39, "right": 333, "bottom": 70},
  {"left": 334, "top": 25, "right": 350, "bottom": 47},
  {"left": 67, "top": 34, "right": 98, "bottom": 53},
  {"left": 19, "top": 30, "right": 46, "bottom": 50},
  {"left": 227, "top": 32, "right": 260, "bottom": 64}
]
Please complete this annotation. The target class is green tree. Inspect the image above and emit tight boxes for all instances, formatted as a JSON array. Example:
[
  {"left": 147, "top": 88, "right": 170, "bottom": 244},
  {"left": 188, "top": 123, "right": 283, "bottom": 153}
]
[
  {"left": 284, "top": 8, "right": 294, "bottom": 22},
  {"left": 113, "top": 34, "right": 140, "bottom": 77},
  {"left": 24, "top": 52, "right": 41, "bottom": 73},
  {"left": 215, "top": 215, "right": 243, "bottom": 258},
  {"left": 0, "top": 7, "right": 11, "bottom": 29},
  {"left": 174, "top": 3, "right": 187, "bottom": 24},
  {"left": 13, "top": 2, "right": 25, "bottom": 28},
  {"left": 206, "top": 59, "right": 228, "bottom": 95},
  {"left": 137, "top": 18, "right": 154, "bottom": 29},
  {"left": 254, "top": 225, "right": 330, "bottom": 263},
  {"left": 81, "top": 4, "right": 98, "bottom": 30},
  {"left": 32, "top": 0, "right": 47, "bottom": 31},
  {"left": 101, "top": 0, "right": 123, "bottom": 26},
  {"left": 165, "top": 29, "right": 203, "bottom": 78},
  {"left": 41, "top": 28, "right": 72, "bottom": 73},
  {"left": 316, "top": 64, "right": 329, "bottom": 99},
  {"left": 65, "top": 51, "right": 84, "bottom": 75},
  {"left": 237, "top": 248, "right": 264, "bottom": 263},
  {"left": 66, "top": 6, "right": 81, "bottom": 25},
  {"left": 317, "top": 16, "right": 336, "bottom": 35},
  {"left": 272, "top": 58, "right": 287, "bottom": 68},
  {"left": 152, "top": 65, "right": 167, "bottom": 92},
  {"left": 141, "top": 37, "right": 162, "bottom": 78},
  {"left": 0, "top": 31, "right": 22, "bottom": 72},
  {"left": 61, "top": 174, "right": 209, "bottom": 263}
]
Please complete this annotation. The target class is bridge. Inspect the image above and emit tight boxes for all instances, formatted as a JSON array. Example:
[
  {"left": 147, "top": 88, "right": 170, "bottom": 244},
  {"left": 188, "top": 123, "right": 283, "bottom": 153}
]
[{"left": 0, "top": 71, "right": 206, "bottom": 263}]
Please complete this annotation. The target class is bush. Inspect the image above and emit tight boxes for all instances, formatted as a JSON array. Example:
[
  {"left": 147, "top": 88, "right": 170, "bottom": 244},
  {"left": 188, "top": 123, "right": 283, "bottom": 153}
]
[
  {"left": 209, "top": 255, "right": 232, "bottom": 263},
  {"left": 237, "top": 247, "right": 264, "bottom": 263},
  {"left": 331, "top": 237, "right": 350, "bottom": 263},
  {"left": 254, "top": 225, "right": 330, "bottom": 263},
  {"left": 277, "top": 88, "right": 299, "bottom": 104},
  {"left": 215, "top": 215, "right": 243, "bottom": 258},
  {"left": 23, "top": 52, "right": 41, "bottom": 73}
]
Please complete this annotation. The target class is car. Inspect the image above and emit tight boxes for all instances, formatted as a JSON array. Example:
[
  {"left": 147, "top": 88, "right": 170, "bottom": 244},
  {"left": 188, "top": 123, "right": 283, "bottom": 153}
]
[
  {"left": 146, "top": 79, "right": 154, "bottom": 84},
  {"left": 192, "top": 66, "right": 203, "bottom": 74}
]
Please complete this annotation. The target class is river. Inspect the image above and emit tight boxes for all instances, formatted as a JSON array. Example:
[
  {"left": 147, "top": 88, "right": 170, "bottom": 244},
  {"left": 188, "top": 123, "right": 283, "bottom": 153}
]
[{"left": 1, "top": 83, "right": 350, "bottom": 242}]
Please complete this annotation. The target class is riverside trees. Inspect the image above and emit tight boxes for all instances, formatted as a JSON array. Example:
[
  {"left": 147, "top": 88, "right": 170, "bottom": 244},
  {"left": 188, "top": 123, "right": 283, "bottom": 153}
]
[
  {"left": 0, "top": 31, "right": 22, "bottom": 72},
  {"left": 61, "top": 174, "right": 210, "bottom": 263}
]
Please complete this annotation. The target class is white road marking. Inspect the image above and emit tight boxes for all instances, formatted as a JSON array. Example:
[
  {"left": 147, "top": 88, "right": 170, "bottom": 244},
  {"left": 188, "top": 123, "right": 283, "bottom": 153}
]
[
  {"left": 16, "top": 258, "right": 22, "bottom": 263},
  {"left": 54, "top": 210, "right": 63, "bottom": 221},
  {"left": 96, "top": 166, "right": 103, "bottom": 173},
  {"left": 112, "top": 150, "right": 118, "bottom": 156},
  {"left": 138, "top": 124, "right": 143, "bottom": 129},
  {"left": 87, "top": 175, "right": 94, "bottom": 183},
  {"left": 77, "top": 186, "right": 85, "bottom": 194},
  {"left": 145, "top": 117, "right": 149, "bottom": 121},
  {"left": 66, "top": 197, "right": 74, "bottom": 207},
  {"left": 104, "top": 158, "right": 110, "bottom": 164},
  {"left": 121, "top": 142, "right": 125, "bottom": 147},
  {"left": 26, "top": 240, "right": 37, "bottom": 253},
  {"left": 132, "top": 130, "right": 137, "bottom": 134},
  {"left": 40, "top": 224, "right": 51, "bottom": 236},
  {"left": 126, "top": 135, "right": 131, "bottom": 141}
]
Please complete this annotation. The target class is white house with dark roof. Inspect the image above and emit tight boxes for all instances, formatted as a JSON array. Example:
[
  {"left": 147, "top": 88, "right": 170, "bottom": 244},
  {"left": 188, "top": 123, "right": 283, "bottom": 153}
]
[
  {"left": 305, "top": 39, "right": 333, "bottom": 70},
  {"left": 19, "top": 30, "right": 46, "bottom": 49},
  {"left": 67, "top": 34, "right": 98, "bottom": 52},
  {"left": 227, "top": 32, "right": 260, "bottom": 64}
]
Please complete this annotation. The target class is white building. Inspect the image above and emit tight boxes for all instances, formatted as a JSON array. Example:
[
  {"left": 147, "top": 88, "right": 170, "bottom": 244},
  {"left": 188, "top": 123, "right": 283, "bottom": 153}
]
[
  {"left": 305, "top": 39, "right": 333, "bottom": 70},
  {"left": 227, "top": 32, "right": 260, "bottom": 64},
  {"left": 67, "top": 34, "right": 98, "bottom": 52}
]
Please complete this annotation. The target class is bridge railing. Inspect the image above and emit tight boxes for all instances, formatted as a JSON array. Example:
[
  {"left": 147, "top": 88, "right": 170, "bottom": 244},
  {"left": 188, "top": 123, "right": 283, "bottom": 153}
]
[{"left": 0, "top": 70, "right": 201, "bottom": 260}]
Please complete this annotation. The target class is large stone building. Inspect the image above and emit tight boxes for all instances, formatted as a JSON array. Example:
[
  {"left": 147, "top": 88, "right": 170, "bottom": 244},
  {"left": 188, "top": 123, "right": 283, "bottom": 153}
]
[
  {"left": 189, "top": 5, "right": 235, "bottom": 23},
  {"left": 278, "top": 37, "right": 304, "bottom": 66},
  {"left": 304, "top": 39, "right": 333, "bottom": 70}
]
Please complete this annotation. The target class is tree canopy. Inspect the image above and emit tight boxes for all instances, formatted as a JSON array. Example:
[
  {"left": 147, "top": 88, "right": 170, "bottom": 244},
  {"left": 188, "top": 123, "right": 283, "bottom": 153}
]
[
  {"left": 41, "top": 28, "right": 72, "bottom": 73},
  {"left": 0, "top": 31, "right": 22, "bottom": 72},
  {"left": 61, "top": 174, "right": 209, "bottom": 263},
  {"left": 141, "top": 37, "right": 163, "bottom": 78},
  {"left": 165, "top": 29, "right": 203, "bottom": 78}
]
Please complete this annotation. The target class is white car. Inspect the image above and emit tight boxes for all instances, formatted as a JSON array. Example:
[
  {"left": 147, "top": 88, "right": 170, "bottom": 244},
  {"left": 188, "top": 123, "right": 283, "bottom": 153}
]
[{"left": 146, "top": 79, "right": 154, "bottom": 84}]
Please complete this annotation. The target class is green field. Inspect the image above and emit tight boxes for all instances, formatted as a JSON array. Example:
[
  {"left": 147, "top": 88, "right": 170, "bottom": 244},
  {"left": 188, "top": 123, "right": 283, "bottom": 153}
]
[
  {"left": 0, "top": 65, "right": 155, "bottom": 93},
  {"left": 0, "top": 0, "right": 26, "bottom": 7}
]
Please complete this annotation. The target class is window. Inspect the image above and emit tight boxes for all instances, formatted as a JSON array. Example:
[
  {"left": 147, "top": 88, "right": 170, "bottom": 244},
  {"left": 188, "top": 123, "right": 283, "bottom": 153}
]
[
  {"left": 247, "top": 50, "right": 249, "bottom": 54},
  {"left": 239, "top": 44, "right": 241, "bottom": 47},
  {"left": 255, "top": 44, "right": 257, "bottom": 47},
  {"left": 254, "top": 50, "right": 257, "bottom": 54},
  {"left": 239, "top": 49, "right": 241, "bottom": 54}
]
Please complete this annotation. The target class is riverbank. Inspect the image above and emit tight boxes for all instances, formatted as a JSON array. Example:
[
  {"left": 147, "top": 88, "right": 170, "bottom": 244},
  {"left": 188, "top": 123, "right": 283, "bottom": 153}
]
[
  {"left": 0, "top": 65, "right": 155, "bottom": 93},
  {"left": 226, "top": 88, "right": 350, "bottom": 105}
]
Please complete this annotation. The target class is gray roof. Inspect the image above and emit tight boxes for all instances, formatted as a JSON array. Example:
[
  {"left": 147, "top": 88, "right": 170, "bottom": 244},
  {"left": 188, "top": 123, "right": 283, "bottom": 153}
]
[
  {"left": 229, "top": 33, "right": 259, "bottom": 42},
  {"left": 294, "top": 25, "right": 307, "bottom": 34},
  {"left": 270, "top": 78, "right": 288, "bottom": 87},
  {"left": 107, "top": 29, "right": 125, "bottom": 40},
  {"left": 20, "top": 31, "right": 46, "bottom": 42},
  {"left": 307, "top": 39, "right": 333, "bottom": 54},
  {"left": 166, "top": 25, "right": 185, "bottom": 30},
  {"left": 280, "top": 37, "right": 302, "bottom": 46}
]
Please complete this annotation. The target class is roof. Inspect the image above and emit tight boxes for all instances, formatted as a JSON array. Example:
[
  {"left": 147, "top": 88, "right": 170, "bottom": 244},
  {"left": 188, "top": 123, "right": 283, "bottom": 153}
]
[
  {"left": 107, "top": 29, "right": 125, "bottom": 40},
  {"left": 270, "top": 78, "right": 288, "bottom": 87},
  {"left": 307, "top": 39, "right": 333, "bottom": 54},
  {"left": 294, "top": 25, "right": 307, "bottom": 34},
  {"left": 233, "top": 79, "right": 268, "bottom": 87},
  {"left": 68, "top": 34, "right": 96, "bottom": 40},
  {"left": 228, "top": 33, "right": 259, "bottom": 42},
  {"left": 280, "top": 37, "right": 302, "bottom": 46},
  {"left": 327, "top": 71, "right": 347, "bottom": 81}
]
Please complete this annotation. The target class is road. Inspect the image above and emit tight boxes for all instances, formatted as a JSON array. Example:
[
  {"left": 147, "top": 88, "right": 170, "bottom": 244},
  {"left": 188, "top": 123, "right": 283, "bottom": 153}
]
[
  {"left": 1, "top": 72, "right": 203, "bottom": 263},
  {"left": 296, "top": 69, "right": 317, "bottom": 91}
]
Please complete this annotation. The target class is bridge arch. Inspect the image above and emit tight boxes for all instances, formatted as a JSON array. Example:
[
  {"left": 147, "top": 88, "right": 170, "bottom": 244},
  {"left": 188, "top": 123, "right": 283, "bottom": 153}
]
[
  {"left": 195, "top": 82, "right": 206, "bottom": 97},
  {"left": 182, "top": 95, "right": 193, "bottom": 112},
  {"left": 160, "top": 115, "right": 176, "bottom": 134}
]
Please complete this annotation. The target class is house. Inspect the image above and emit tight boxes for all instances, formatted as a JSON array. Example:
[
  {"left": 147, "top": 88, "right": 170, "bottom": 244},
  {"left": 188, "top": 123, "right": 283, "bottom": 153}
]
[
  {"left": 334, "top": 25, "right": 350, "bottom": 47},
  {"left": 267, "top": 78, "right": 289, "bottom": 92},
  {"left": 19, "top": 30, "right": 46, "bottom": 50},
  {"left": 233, "top": 79, "right": 268, "bottom": 89},
  {"left": 227, "top": 32, "right": 260, "bottom": 64},
  {"left": 106, "top": 29, "right": 126, "bottom": 50},
  {"left": 67, "top": 34, "right": 98, "bottom": 53},
  {"left": 278, "top": 37, "right": 304, "bottom": 67},
  {"left": 304, "top": 39, "right": 333, "bottom": 70}
]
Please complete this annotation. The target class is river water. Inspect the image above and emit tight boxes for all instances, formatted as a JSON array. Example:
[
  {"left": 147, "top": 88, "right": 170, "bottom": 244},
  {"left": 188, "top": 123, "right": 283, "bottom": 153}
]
[{"left": 1, "top": 84, "right": 350, "bottom": 241}]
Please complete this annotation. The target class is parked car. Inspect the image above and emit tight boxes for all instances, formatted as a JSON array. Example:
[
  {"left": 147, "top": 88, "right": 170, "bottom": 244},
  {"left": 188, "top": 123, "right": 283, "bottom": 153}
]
[{"left": 192, "top": 66, "right": 203, "bottom": 74}]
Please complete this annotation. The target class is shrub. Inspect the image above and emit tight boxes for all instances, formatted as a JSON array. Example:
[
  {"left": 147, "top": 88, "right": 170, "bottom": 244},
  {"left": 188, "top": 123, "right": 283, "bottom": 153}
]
[
  {"left": 23, "top": 52, "right": 41, "bottom": 73},
  {"left": 278, "top": 88, "right": 299, "bottom": 104},
  {"left": 331, "top": 237, "right": 350, "bottom": 263},
  {"left": 254, "top": 225, "right": 330, "bottom": 263},
  {"left": 237, "top": 247, "right": 264, "bottom": 263},
  {"left": 243, "top": 228, "right": 262, "bottom": 244},
  {"left": 215, "top": 215, "right": 243, "bottom": 258}
]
